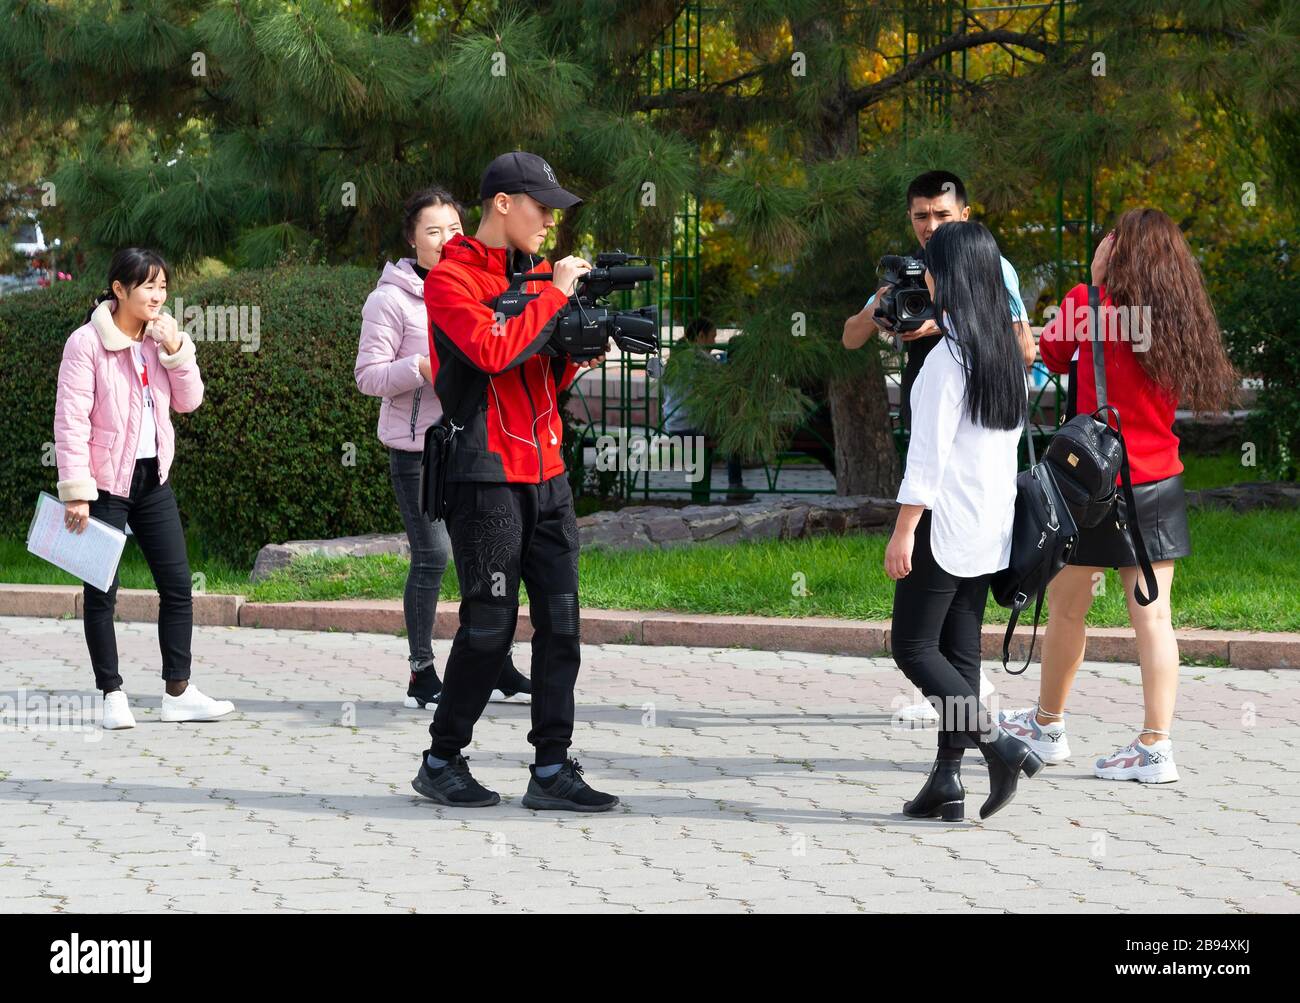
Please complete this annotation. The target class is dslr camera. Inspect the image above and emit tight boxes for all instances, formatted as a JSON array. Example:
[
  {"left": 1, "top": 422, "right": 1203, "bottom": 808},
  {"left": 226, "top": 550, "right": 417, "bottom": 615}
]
[
  {"left": 495, "top": 252, "right": 660, "bottom": 361},
  {"left": 872, "top": 254, "right": 934, "bottom": 333}
]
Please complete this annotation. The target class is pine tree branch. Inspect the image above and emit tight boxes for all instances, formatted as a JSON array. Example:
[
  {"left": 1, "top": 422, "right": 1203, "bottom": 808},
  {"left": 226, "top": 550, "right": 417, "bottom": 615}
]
[
  {"left": 963, "top": 7, "right": 1052, "bottom": 65},
  {"left": 847, "top": 29, "right": 1055, "bottom": 111},
  {"left": 707, "top": 65, "right": 772, "bottom": 93},
  {"left": 635, "top": 28, "right": 1057, "bottom": 120}
]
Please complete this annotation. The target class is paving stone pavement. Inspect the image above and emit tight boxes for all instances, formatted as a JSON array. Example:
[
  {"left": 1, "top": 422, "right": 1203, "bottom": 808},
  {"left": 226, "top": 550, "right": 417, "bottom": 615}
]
[{"left": 1, "top": 615, "right": 1297, "bottom": 914}]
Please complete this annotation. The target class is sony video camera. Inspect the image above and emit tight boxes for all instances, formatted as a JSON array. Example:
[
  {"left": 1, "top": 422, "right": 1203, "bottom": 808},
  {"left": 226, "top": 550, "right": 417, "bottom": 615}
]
[
  {"left": 495, "top": 252, "right": 659, "bottom": 361},
  {"left": 872, "top": 253, "right": 934, "bottom": 333}
]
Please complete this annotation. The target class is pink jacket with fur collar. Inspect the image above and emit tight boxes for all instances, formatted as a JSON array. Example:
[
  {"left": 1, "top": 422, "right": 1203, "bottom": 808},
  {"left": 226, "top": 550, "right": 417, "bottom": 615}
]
[
  {"left": 354, "top": 258, "right": 444, "bottom": 450},
  {"left": 53, "top": 299, "right": 203, "bottom": 502}
]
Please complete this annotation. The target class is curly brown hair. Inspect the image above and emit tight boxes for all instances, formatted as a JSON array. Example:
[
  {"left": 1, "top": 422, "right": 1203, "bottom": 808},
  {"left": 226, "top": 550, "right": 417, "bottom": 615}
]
[{"left": 1105, "top": 207, "right": 1239, "bottom": 412}]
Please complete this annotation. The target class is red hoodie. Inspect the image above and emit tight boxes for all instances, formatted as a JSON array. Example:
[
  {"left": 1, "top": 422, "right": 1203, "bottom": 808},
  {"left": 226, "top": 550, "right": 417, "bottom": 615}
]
[
  {"left": 1040, "top": 283, "right": 1182, "bottom": 486},
  {"left": 424, "top": 234, "right": 583, "bottom": 484}
]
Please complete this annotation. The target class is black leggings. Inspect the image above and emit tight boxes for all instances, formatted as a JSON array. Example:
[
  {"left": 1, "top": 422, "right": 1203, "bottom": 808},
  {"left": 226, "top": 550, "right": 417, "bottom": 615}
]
[
  {"left": 84, "top": 457, "right": 192, "bottom": 693},
  {"left": 891, "top": 510, "right": 996, "bottom": 751},
  {"left": 389, "top": 447, "right": 452, "bottom": 669}
]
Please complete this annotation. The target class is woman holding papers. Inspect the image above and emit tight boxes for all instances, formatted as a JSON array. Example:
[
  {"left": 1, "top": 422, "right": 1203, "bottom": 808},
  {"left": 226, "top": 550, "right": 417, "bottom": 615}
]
[{"left": 54, "top": 247, "right": 235, "bottom": 730}]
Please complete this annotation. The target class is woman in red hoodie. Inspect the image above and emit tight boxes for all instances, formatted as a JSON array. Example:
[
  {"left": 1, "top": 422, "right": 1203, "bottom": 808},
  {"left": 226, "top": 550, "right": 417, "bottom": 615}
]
[{"left": 999, "top": 208, "right": 1237, "bottom": 784}]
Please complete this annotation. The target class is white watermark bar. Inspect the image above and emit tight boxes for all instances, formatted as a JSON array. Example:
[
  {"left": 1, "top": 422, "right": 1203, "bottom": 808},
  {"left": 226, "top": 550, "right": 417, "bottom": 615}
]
[
  {"left": 171, "top": 297, "right": 261, "bottom": 352},
  {"left": 594, "top": 429, "right": 708, "bottom": 482},
  {"left": 0, "top": 689, "right": 104, "bottom": 742}
]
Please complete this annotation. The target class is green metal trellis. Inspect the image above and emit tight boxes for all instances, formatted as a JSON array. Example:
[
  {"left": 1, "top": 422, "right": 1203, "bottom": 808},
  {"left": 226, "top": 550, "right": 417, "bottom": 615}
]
[
  {"left": 567, "top": 1, "right": 704, "bottom": 502},
  {"left": 569, "top": 0, "right": 1099, "bottom": 503}
]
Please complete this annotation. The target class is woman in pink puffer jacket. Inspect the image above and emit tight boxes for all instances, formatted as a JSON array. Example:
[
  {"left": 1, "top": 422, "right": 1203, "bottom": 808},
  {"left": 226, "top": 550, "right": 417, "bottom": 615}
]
[
  {"left": 355, "top": 187, "right": 529, "bottom": 710},
  {"left": 55, "top": 248, "right": 235, "bottom": 730}
]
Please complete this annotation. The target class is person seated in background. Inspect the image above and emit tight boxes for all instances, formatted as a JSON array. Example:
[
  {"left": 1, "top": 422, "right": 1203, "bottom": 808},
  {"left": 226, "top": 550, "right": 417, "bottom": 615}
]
[{"left": 649, "top": 317, "right": 755, "bottom": 502}]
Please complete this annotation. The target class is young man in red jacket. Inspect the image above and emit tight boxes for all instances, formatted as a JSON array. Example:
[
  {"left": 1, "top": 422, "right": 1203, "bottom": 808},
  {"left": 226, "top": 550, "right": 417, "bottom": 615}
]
[{"left": 411, "top": 151, "right": 618, "bottom": 811}]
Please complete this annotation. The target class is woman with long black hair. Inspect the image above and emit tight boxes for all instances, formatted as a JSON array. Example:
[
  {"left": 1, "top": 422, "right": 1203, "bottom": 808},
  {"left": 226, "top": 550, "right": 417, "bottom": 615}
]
[
  {"left": 884, "top": 221, "right": 1043, "bottom": 821},
  {"left": 55, "top": 248, "right": 234, "bottom": 729}
]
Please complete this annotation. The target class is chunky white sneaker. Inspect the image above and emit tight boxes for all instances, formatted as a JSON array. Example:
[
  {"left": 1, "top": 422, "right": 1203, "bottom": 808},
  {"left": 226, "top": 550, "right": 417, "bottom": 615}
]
[
  {"left": 998, "top": 706, "right": 1071, "bottom": 764},
  {"left": 1094, "top": 736, "right": 1179, "bottom": 783},
  {"left": 160, "top": 684, "right": 234, "bottom": 723},
  {"left": 102, "top": 690, "right": 136, "bottom": 730}
]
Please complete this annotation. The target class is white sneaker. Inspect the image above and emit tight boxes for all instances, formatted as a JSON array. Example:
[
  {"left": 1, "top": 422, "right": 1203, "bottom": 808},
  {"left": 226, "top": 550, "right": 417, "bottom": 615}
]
[
  {"left": 1094, "top": 736, "right": 1179, "bottom": 783},
  {"left": 102, "top": 690, "right": 136, "bottom": 730},
  {"left": 488, "top": 688, "right": 530, "bottom": 704},
  {"left": 998, "top": 706, "right": 1071, "bottom": 764},
  {"left": 896, "top": 670, "right": 996, "bottom": 726},
  {"left": 160, "top": 684, "right": 234, "bottom": 723},
  {"left": 895, "top": 697, "right": 940, "bottom": 726}
]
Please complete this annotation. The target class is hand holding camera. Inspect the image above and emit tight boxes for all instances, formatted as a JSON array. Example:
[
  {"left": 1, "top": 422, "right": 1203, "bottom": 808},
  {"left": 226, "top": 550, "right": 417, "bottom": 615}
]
[
  {"left": 552, "top": 255, "right": 592, "bottom": 297},
  {"left": 900, "top": 318, "right": 941, "bottom": 342},
  {"left": 496, "top": 251, "right": 660, "bottom": 362},
  {"left": 872, "top": 254, "right": 935, "bottom": 334}
]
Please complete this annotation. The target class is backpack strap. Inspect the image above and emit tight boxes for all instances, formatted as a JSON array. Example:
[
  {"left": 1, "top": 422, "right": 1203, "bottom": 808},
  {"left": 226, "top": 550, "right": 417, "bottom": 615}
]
[
  {"left": 1112, "top": 410, "right": 1160, "bottom": 607},
  {"left": 1002, "top": 557, "right": 1050, "bottom": 675},
  {"left": 1089, "top": 285, "right": 1160, "bottom": 609},
  {"left": 1089, "top": 284, "right": 1107, "bottom": 409},
  {"left": 1023, "top": 370, "right": 1037, "bottom": 467},
  {"left": 429, "top": 324, "right": 489, "bottom": 438}
]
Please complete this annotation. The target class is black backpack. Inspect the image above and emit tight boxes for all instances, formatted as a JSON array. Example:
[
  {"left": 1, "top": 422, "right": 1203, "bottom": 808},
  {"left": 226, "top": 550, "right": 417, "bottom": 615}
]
[
  {"left": 990, "top": 411, "right": 1078, "bottom": 673},
  {"left": 992, "top": 286, "right": 1159, "bottom": 673}
]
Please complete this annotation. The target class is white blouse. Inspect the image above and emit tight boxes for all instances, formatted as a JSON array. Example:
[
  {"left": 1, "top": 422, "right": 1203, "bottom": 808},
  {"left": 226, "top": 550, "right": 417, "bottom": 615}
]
[{"left": 896, "top": 333, "right": 1024, "bottom": 578}]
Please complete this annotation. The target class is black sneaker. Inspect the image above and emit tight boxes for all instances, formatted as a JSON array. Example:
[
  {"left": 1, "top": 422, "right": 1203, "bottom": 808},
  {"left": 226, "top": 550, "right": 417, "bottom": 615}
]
[
  {"left": 404, "top": 663, "right": 442, "bottom": 709},
  {"left": 411, "top": 754, "right": 500, "bottom": 807},
  {"left": 521, "top": 760, "right": 619, "bottom": 813},
  {"left": 725, "top": 485, "right": 756, "bottom": 502},
  {"left": 489, "top": 657, "right": 531, "bottom": 704}
]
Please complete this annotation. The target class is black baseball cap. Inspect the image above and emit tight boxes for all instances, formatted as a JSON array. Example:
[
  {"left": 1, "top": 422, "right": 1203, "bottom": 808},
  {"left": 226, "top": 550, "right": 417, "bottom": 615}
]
[{"left": 478, "top": 151, "right": 582, "bottom": 210}]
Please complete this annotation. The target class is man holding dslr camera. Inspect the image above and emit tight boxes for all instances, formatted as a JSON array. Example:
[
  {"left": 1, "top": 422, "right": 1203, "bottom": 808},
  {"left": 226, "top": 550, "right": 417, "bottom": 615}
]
[
  {"left": 842, "top": 171, "right": 1035, "bottom": 429},
  {"left": 411, "top": 151, "right": 618, "bottom": 812},
  {"left": 843, "top": 170, "right": 1034, "bottom": 721}
]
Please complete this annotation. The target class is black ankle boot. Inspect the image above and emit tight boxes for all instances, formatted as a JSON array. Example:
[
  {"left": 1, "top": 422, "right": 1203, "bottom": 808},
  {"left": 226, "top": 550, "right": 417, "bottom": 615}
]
[
  {"left": 903, "top": 754, "right": 965, "bottom": 821},
  {"left": 977, "top": 729, "right": 1044, "bottom": 819}
]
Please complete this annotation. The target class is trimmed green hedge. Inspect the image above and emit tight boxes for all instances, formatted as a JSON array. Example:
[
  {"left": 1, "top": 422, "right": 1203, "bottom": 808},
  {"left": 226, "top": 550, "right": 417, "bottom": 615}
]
[{"left": 0, "top": 266, "right": 405, "bottom": 568}]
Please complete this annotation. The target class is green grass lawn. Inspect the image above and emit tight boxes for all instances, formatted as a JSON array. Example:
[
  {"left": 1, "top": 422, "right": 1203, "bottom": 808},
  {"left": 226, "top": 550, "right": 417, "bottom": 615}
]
[
  {"left": 239, "top": 508, "right": 1298, "bottom": 631},
  {"left": 1179, "top": 451, "right": 1270, "bottom": 491},
  {"left": 11, "top": 511, "right": 1290, "bottom": 631},
  {"left": 0, "top": 532, "right": 251, "bottom": 594},
  {"left": 4, "top": 453, "right": 1294, "bottom": 632}
]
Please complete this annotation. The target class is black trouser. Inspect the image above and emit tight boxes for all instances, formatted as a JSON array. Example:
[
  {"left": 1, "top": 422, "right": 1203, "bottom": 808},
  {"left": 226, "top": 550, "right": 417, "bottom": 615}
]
[
  {"left": 890, "top": 510, "right": 996, "bottom": 751},
  {"left": 84, "top": 457, "right": 192, "bottom": 693},
  {"left": 389, "top": 448, "right": 453, "bottom": 669},
  {"left": 390, "top": 447, "right": 522, "bottom": 685},
  {"left": 428, "top": 472, "right": 581, "bottom": 766}
]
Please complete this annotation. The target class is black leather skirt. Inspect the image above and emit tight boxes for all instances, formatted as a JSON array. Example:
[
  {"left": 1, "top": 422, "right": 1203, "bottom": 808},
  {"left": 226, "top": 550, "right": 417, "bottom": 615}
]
[{"left": 1067, "top": 473, "right": 1193, "bottom": 569}]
